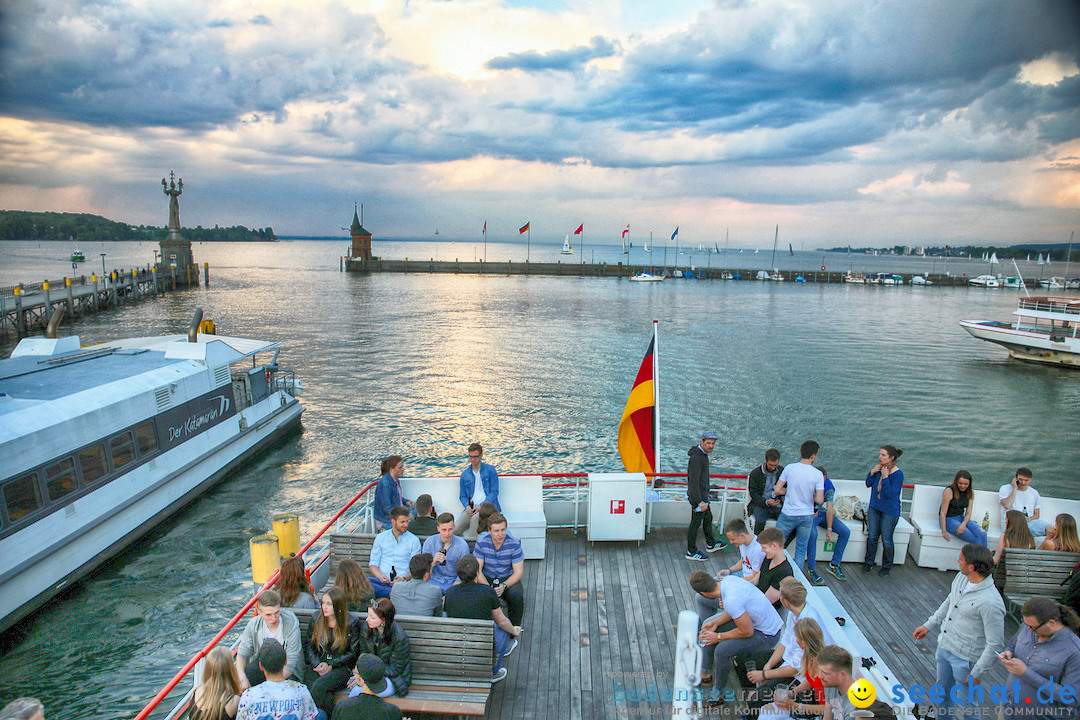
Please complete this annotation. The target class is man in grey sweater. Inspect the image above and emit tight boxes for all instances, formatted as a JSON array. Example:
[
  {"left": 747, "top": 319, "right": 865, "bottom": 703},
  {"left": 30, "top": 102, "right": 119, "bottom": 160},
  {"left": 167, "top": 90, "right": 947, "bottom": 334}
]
[
  {"left": 235, "top": 589, "right": 304, "bottom": 689},
  {"left": 913, "top": 544, "right": 1004, "bottom": 717}
]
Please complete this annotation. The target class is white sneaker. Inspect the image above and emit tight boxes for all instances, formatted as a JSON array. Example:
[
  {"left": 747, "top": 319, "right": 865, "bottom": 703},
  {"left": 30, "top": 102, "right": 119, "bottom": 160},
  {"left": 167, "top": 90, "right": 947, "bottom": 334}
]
[
  {"left": 491, "top": 667, "right": 508, "bottom": 683},
  {"left": 504, "top": 637, "right": 519, "bottom": 658}
]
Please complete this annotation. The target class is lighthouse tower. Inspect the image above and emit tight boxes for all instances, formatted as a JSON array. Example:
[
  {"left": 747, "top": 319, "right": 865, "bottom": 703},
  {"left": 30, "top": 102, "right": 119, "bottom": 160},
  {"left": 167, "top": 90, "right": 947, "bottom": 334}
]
[{"left": 346, "top": 203, "right": 372, "bottom": 272}]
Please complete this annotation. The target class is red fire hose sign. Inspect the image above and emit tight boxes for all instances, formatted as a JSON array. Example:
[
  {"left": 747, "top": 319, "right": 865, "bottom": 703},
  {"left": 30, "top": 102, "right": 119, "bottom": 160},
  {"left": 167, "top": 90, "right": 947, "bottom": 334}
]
[{"left": 610, "top": 500, "right": 625, "bottom": 514}]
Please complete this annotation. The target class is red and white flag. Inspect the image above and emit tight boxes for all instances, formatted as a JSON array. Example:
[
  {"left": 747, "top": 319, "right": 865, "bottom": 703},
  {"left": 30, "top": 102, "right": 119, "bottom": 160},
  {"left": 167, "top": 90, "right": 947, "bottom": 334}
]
[
  {"left": 622, "top": 225, "right": 630, "bottom": 239},
  {"left": 574, "top": 223, "right": 583, "bottom": 235}
]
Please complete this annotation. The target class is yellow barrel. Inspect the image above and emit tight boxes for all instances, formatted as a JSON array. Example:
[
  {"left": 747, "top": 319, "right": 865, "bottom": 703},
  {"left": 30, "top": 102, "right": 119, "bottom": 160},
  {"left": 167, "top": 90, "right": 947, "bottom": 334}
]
[
  {"left": 43, "top": 281, "right": 49, "bottom": 291},
  {"left": 13, "top": 286, "right": 21, "bottom": 296},
  {"left": 132, "top": 269, "right": 137, "bottom": 276},
  {"left": 91, "top": 274, "right": 97, "bottom": 282},
  {"left": 66, "top": 277, "right": 72, "bottom": 287},
  {"left": 249, "top": 534, "right": 281, "bottom": 583},
  {"left": 272, "top": 513, "right": 301, "bottom": 558}
]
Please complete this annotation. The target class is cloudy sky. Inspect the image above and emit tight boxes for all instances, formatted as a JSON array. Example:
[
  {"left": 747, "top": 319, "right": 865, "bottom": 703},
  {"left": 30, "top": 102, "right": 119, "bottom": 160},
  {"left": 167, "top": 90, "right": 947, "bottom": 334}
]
[{"left": 1, "top": 0, "right": 1078, "bottom": 247}]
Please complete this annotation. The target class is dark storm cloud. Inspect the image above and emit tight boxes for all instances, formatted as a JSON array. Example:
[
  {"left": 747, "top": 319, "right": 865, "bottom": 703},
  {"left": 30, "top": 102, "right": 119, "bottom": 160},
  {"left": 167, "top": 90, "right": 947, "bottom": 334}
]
[
  {"left": 485, "top": 36, "right": 619, "bottom": 72},
  {"left": 0, "top": 0, "right": 396, "bottom": 129}
]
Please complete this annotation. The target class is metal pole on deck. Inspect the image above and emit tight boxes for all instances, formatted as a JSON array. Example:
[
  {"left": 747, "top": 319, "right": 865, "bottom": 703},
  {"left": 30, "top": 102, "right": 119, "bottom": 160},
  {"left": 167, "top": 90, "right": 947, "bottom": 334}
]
[
  {"left": 653, "top": 320, "right": 661, "bottom": 473},
  {"left": 672, "top": 610, "right": 703, "bottom": 720}
]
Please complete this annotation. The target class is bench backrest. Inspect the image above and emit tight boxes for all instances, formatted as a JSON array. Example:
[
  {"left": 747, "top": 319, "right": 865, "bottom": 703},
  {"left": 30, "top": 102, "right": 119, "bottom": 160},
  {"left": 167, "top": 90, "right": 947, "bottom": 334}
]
[
  {"left": 328, "top": 533, "right": 377, "bottom": 576},
  {"left": 397, "top": 614, "right": 495, "bottom": 681},
  {"left": 290, "top": 609, "right": 494, "bottom": 682},
  {"left": 399, "top": 474, "right": 545, "bottom": 518},
  {"left": 1002, "top": 548, "right": 1080, "bottom": 601}
]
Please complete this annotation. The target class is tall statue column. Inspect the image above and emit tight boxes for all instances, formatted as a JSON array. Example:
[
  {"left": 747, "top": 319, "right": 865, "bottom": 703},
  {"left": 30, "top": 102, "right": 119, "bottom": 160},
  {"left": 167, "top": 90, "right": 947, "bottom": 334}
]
[{"left": 158, "top": 171, "right": 196, "bottom": 284}]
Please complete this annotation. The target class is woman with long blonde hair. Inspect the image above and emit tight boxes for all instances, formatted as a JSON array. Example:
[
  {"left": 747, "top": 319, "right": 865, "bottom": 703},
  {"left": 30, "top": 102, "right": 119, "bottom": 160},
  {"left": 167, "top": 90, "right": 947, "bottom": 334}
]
[
  {"left": 303, "top": 587, "right": 359, "bottom": 717},
  {"left": 193, "top": 646, "right": 241, "bottom": 720},
  {"left": 1039, "top": 513, "right": 1080, "bottom": 553},
  {"left": 758, "top": 618, "right": 826, "bottom": 720},
  {"left": 995, "top": 509, "right": 1036, "bottom": 564}
]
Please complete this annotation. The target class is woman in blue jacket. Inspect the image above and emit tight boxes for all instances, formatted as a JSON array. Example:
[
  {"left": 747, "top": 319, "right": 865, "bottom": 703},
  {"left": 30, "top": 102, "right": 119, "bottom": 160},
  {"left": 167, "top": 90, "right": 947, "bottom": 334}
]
[{"left": 863, "top": 445, "right": 904, "bottom": 577}]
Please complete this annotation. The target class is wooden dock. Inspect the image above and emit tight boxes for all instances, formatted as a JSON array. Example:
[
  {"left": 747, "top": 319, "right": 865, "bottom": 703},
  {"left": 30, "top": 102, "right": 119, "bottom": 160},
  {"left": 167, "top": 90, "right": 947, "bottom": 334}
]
[
  {"left": 347, "top": 258, "right": 978, "bottom": 286},
  {"left": 0, "top": 265, "right": 202, "bottom": 337},
  {"left": 481, "top": 526, "right": 1016, "bottom": 720}
]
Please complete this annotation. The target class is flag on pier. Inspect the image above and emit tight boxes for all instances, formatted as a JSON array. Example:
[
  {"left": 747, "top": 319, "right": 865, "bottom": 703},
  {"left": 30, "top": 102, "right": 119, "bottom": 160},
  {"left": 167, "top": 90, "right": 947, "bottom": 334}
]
[
  {"left": 671, "top": 227, "right": 679, "bottom": 241},
  {"left": 483, "top": 221, "right": 487, "bottom": 236},
  {"left": 574, "top": 223, "right": 583, "bottom": 235},
  {"left": 622, "top": 225, "right": 630, "bottom": 239},
  {"left": 519, "top": 222, "right": 530, "bottom": 234},
  {"left": 618, "top": 335, "right": 657, "bottom": 474}
]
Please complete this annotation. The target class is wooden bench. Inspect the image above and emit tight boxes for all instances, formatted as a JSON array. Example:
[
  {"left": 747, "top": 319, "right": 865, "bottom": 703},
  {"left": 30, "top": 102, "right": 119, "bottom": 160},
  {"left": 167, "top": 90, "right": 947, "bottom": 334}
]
[
  {"left": 1000, "top": 547, "right": 1080, "bottom": 615},
  {"left": 315, "top": 533, "right": 378, "bottom": 593},
  {"left": 293, "top": 609, "right": 496, "bottom": 717}
]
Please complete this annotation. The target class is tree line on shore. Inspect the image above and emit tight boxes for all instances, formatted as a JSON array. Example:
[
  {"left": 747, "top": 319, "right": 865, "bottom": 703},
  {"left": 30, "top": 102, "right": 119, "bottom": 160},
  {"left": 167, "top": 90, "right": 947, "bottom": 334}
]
[{"left": 0, "top": 210, "right": 276, "bottom": 243}]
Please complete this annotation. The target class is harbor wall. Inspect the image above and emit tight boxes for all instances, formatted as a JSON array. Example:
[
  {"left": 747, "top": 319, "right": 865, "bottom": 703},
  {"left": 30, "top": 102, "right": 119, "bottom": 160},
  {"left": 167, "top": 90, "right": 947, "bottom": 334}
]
[{"left": 346, "top": 257, "right": 978, "bottom": 285}]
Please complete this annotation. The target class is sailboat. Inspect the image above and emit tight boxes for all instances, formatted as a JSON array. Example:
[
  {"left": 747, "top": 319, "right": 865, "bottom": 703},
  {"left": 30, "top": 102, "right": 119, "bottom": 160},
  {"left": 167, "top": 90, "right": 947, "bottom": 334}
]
[
  {"left": 768, "top": 225, "right": 784, "bottom": 281},
  {"left": 1038, "top": 254, "right": 1046, "bottom": 265},
  {"left": 631, "top": 230, "right": 663, "bottom": 281},
  {"left": 561, "top": 235, "right": 574, "bottom": 255}
]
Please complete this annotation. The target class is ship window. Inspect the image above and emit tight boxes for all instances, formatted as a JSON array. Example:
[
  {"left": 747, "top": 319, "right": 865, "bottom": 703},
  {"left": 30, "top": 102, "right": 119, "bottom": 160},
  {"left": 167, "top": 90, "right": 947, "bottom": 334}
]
[
  {"left": 46, "top": 458, "right": 79, "bottom": 501},
  {"left": 109, "top": 432, "right": 136, "bottom": 469},
  {"left": 79, "top": 444, "right": 108, "bottom": 484},
  {"left": 135, "top": 422, "right": 158, "bottom": 456},
  {"left": 3, "top": 473, "right": 42, "bottom": 523}
]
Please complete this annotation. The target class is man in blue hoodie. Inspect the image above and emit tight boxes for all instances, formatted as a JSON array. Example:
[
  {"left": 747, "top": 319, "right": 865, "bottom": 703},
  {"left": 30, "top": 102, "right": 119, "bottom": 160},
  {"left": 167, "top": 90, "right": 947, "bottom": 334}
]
[{"left": 687, "top": 431, "right": 727, "bottom": 560}]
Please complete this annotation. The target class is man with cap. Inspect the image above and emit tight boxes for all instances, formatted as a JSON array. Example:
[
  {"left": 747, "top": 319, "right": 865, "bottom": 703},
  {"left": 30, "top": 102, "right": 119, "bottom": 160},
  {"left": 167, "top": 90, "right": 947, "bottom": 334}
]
[
  {"left": 331, "top": 654, "right": 403, "bottom": 720},
  {"left": 236, "top": 639, "right": 317, "bottom": 720},
  {"left": 686, "top": 430, "right": 726, "bottom": 561}
]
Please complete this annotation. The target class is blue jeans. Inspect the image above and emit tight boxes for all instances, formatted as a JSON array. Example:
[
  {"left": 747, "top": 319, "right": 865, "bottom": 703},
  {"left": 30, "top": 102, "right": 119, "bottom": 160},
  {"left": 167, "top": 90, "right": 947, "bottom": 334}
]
[
  {"left": 935, "top": 646, "right": 975, "bottom": 717},
  {"left": 864, "top": 507, "right": 900, "bottom": 568},
  {"left": 494, "top": 626, "right": 512, "bottom": 673},
  {"left": 945, "top": 515, "right": 988, "bottom": 546},
  {"left": 776, "top": 513, "right": 815, "bottom": 571},
  {"left": 369, "top": 576, "right": 393, "bottom": 598},
  {"left": 807, "top": 508, "right": 851, "bottom": 570}
]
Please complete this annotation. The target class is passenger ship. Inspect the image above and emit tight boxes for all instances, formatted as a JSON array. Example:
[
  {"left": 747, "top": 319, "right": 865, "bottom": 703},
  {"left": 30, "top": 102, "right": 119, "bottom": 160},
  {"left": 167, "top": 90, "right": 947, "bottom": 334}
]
[{"left": 0, "top": 311, "right": 303, "bottom": 634}]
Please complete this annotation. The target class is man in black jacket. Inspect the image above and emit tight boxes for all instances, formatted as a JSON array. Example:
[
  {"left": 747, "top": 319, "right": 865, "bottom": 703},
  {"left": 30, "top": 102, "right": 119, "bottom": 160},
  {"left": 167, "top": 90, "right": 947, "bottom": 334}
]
[
  {"left": 687, "top": 430, "right": 727, "bottom": 560},
  {"left": 747, "top": 448, "right": 784, "bottom": 533}
]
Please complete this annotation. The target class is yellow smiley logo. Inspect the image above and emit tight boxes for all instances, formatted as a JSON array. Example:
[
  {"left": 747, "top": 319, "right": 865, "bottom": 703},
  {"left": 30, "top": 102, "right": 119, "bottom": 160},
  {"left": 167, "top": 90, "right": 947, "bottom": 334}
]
[{"left": 848, "top": 678, "right": 877, "bottom": 708}]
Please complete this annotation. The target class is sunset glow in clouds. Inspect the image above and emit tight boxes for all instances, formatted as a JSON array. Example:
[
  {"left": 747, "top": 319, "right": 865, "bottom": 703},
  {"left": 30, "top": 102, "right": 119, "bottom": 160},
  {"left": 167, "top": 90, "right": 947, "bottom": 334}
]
[{"left": 0, "top": 0, "right": 1077, "bottom": 246}]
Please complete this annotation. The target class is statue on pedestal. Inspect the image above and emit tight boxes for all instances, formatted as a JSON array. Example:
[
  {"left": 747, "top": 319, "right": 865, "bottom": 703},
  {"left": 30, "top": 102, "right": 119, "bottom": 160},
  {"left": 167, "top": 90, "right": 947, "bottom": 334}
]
[{"left": 162, "top": 171, "right": 183, "bottom": 231}]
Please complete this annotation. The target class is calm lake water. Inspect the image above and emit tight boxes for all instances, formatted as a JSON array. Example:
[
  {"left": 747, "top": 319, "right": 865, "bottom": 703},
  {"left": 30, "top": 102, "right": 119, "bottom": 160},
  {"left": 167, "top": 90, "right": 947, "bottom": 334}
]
[{"left": 0, "top": 240, "right": 1078, "bottom": 719}]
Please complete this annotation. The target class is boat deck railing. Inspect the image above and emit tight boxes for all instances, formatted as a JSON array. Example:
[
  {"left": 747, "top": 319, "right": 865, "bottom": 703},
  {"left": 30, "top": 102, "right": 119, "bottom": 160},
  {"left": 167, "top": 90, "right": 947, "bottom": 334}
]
[{"left": 1017, "top": 296, "right": 1080, "bottom": 315}]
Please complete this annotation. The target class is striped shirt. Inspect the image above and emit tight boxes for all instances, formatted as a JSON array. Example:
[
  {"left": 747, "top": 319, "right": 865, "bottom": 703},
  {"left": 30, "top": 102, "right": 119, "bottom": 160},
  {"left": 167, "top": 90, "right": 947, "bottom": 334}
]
[{"left": 474, "top": 533, "right": 524, "bottom": 580}]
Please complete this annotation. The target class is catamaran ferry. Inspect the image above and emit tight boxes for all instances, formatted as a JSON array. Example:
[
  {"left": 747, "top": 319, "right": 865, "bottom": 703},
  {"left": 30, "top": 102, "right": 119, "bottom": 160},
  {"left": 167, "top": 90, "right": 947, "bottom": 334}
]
[{"left": 0, "top": 311, "right": 303, "bottom": 634}]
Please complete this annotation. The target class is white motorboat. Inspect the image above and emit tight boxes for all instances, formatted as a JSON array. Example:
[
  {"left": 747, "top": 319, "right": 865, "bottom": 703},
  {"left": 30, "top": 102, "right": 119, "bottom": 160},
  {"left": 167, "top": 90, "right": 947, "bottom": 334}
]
[
  {"left": 910, "top": 275, "right": 931, "bottom": 286},
  {"left": 1038, "top": 276, "right": 1065, "bottom": 289},
  {"left": 968, "top": 274, "right": 1001, "bottom": 288},
  {"left": 0, "top": 311, "right": 304, "bottom": 633},
  {"left": 843, "top": 272, "right": 867, "bottom": 284},
  {"left": 1001, "top": 277, "right": 1025, "bottom": 290},
  {"left": 629, "top": 271, "right": 664, "bottom": 282},
  {"left": 960, "top": 295, "right": 1080, "bottom": 367}
]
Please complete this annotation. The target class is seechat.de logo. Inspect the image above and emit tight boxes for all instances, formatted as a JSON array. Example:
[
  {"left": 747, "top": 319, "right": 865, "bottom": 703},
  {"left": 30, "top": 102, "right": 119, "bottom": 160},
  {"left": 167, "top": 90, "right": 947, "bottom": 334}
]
[{"left": 848, "top": 678, "right": 877, "bottom": 708}]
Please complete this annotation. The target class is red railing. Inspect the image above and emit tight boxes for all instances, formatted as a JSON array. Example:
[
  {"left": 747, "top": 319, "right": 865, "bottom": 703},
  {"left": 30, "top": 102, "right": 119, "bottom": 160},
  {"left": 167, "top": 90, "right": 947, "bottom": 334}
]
[{"left": 134, "top": 480, "right": 378, "bottom": 720}]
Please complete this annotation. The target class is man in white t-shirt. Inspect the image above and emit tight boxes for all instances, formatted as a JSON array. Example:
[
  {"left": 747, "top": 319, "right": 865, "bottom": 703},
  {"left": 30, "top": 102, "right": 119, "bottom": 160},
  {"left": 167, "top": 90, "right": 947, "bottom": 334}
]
[
  {"left": 774, "top": 440, "right": 825, "bottom": 573},
  {"left": 719, "top": 518, "right": 765, "bottom": 583},
  {"left": 998, "top": 467, "right": 1047, "bottom": 536},
  {"left": 236, "top": 639, "right": 316, "bottom": 720},
  {"left": 692, "top": 572, "right": 783, "bottom": 701}
]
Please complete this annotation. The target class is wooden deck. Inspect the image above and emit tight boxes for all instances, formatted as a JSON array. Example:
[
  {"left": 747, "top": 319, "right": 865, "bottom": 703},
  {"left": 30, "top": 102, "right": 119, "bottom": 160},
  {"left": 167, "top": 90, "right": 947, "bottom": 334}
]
[{"left": 480, "top": 527, "right": 1016, "bottom": 719}]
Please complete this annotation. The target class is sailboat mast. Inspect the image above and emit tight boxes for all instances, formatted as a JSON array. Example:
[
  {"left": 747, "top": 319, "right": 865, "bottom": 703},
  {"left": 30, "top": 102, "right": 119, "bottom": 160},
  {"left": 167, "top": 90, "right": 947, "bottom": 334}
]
[
  {"left": 771, "top": 225, "right": 779, "bottom": 271},
  {"left": 1066, "top": 230, "right": 1074, "bottom": 279}
]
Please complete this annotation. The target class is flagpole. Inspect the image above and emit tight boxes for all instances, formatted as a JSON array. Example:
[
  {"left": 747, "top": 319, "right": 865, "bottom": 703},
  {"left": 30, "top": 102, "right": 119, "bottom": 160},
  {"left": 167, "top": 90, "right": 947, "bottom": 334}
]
[
  {"left": 483, "top": 221, "right": 487, "bottom": 263},
  {"left": 653, "top": 319, "right": 660, "bottom": 473}
]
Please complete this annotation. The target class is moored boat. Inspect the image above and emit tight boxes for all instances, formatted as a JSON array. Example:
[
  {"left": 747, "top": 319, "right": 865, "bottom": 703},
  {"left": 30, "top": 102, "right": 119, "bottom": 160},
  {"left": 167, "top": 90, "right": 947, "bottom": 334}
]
[
  {"left": 0, "top": 311, "right": 304, "bottom": 634},
  {"left": 960, "top": 295, "right": 1080, "bottom": 366},
  {"left": 968, "top": 274, "right": 1001, "bottom": 288},
  {"left": 629, "top": 271, "right": 664, "bottom": 282}
]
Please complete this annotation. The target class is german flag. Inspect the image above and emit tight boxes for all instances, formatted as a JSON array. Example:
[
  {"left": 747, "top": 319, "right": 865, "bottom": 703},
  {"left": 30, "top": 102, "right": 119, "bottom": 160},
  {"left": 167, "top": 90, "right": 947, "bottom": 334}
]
[
  {"left": 618, "top": 338, "right": 656, "bottom": 473},
  {"left": 519, "top": 222, "right": 530, "bottom": 234}
]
